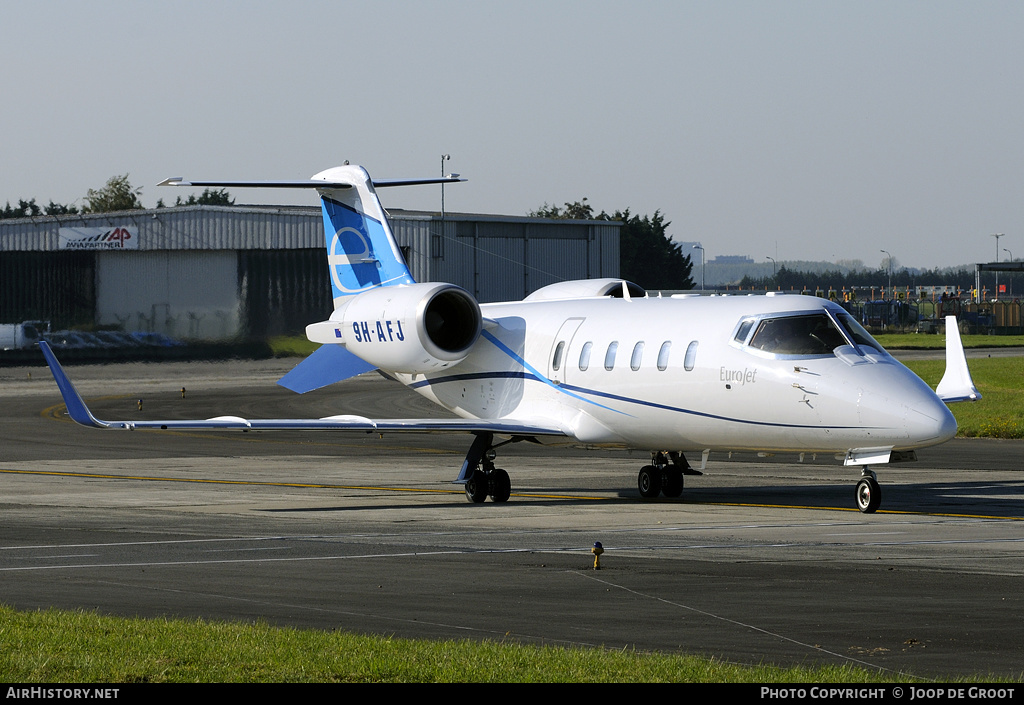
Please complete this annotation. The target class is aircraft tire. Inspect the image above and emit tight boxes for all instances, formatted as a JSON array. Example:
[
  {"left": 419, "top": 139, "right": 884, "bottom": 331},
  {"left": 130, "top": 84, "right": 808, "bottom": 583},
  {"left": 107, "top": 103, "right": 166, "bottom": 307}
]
[
  {"left": 465, "top": 471, "right": 488, "bottom": 503},
  {"left": 661, "top": 469, "right": 683, "bottom": 498},
  {"left": 638, "top": 466, "right": 661, "bottom": 498},
  {"left": 855, "top": 476, "right": 881, "bottom": 513},
  {"left": 488, "top": 468, "right": 511, "bottom": 503}
]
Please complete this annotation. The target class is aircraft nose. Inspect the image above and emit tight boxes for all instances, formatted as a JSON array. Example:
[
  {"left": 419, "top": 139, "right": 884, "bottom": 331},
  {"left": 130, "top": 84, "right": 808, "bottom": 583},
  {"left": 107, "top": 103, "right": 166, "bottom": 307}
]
[
  {"left": 857, "top": 363, "right": 958, "bottom": 447},
  {"left": 904, "top": 388, "right": 957, "bottom": 445}
]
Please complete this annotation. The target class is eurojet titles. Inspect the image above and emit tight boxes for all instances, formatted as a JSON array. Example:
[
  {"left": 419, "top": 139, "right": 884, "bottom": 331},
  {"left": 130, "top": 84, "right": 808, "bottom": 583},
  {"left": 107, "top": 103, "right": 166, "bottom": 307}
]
[
  {"left": 39, "top": 164, "right": 981, "bottom": 514},
  {"left": 720, "top": 367, "right": 757, "bottom": 386}
]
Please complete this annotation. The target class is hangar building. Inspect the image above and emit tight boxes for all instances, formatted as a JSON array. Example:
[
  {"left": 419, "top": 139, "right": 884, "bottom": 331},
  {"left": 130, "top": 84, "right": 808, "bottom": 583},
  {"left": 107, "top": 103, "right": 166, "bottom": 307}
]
[{"left": 0, "top": 205, "right": 620, "bottom": 341}]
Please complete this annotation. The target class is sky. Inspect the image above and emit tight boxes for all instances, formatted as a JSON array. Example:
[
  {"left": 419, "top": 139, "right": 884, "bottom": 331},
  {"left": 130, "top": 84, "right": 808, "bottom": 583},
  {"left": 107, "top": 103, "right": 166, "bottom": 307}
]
[{"left": 3, "top": 1, "right": 1022, "bottom": 270}]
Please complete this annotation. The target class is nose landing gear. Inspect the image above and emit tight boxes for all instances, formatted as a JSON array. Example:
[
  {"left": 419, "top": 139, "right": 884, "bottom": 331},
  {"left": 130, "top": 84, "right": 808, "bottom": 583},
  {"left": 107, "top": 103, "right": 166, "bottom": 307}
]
[{"left": 855, "top": 469, "right": 881, "bottom": 513}]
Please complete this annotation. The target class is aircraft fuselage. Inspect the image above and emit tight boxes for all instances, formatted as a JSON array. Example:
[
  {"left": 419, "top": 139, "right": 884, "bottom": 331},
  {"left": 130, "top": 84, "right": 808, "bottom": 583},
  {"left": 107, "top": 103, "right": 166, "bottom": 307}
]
[{"left": 401, "top": 293, "right": 957, "bottom": 458}]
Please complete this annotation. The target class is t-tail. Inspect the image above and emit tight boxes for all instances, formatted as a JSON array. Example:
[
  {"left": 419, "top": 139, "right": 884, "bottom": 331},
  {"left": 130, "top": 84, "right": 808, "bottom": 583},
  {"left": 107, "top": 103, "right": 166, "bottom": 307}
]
[
  {"left": 161, "top": 165, "right": 471, "bottom": 393},
  {"left": 160, "top": 164, "right": 464, "bottom": 305},
  {"left": 313, "top": 165, "right": 416, "bottom": 306}
]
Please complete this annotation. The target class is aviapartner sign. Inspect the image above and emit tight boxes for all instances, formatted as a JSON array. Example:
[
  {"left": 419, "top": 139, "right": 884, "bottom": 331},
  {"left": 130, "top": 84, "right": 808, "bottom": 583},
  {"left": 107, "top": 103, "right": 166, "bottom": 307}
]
[{"left": 58, "top": 226, "right": 138, "bottom": 250}]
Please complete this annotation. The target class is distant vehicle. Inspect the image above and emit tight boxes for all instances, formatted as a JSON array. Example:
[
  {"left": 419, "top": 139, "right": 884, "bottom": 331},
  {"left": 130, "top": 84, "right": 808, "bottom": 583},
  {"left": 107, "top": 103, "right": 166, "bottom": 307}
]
[
  {"left": 1, "top": 321, "right": 48, "bottom": 351},
  {"left": 92, "top": 331, "right": 142, "bottom": 348},
  {"left": 75, "top": 332, "right": 119, "bottom": 349},
  {"left": 43, "top": 331, "right": 96, "bottom": 350},
  {"left": 129, "top": 332, "right": 184, "bottom": 347}
]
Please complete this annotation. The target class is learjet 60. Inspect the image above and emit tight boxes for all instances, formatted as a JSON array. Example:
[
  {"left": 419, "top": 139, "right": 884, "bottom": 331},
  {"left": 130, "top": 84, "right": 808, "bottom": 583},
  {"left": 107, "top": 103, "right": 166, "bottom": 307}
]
[{"left": 40, "top": 164, "right": 980, "bottom": 513}]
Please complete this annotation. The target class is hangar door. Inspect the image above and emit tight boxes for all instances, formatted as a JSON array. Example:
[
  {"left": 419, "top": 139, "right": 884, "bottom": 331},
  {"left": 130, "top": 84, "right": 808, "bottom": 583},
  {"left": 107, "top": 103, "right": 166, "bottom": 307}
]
[{"left": 96, "top": 251, "right": 240, "bottom": 340}]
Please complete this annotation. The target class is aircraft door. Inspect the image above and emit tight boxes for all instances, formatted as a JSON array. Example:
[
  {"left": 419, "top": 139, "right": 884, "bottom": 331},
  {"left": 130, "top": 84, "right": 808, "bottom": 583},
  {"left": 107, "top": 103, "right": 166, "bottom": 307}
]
[{"left": 549, "top": 317, "right": 585, "bottom": 385}]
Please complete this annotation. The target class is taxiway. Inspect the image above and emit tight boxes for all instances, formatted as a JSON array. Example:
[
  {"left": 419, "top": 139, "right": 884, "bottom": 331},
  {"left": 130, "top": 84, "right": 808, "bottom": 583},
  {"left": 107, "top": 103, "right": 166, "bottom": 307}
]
[{"left": 1, "top": 357, "right": 1022, "bottom": 679}]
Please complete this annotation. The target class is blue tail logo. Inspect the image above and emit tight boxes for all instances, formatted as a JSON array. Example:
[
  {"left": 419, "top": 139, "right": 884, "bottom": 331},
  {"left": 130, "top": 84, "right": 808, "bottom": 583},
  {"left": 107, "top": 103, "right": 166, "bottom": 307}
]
[{"left": 321, "top": 196, "right": 414, "bottom": 302}]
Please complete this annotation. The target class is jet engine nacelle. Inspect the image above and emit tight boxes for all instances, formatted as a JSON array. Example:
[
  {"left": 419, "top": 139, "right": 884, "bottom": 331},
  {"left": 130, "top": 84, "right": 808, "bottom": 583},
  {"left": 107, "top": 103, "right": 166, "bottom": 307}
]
[{"left": 324, "top": 283, "right": 482, "bottom": 373}]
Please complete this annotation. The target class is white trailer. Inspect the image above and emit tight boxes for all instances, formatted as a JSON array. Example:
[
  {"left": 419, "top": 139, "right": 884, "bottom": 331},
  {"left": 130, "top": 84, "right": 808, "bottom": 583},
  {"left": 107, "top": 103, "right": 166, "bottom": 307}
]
[{"left": 0, "top": 321, "right": 48, "bottom": 350}]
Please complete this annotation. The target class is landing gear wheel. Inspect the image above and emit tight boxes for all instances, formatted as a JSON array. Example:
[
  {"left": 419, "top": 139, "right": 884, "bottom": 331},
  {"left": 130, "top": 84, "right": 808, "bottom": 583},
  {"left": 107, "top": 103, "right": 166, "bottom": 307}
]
[
  {"left": 465, "top": 470, "right": 488, "bottom": 503},
  {"left": 661, "top": 468, "right": 684, "bottom": 498},
  {"left": 638, "top": 465, "right": 661, "bottom": 498},
  {"left": 488, "top": 468, "right": 511, "bottom": 503},
  {"left": 855, "top": 476, "right": 881, "bottom": 513}
]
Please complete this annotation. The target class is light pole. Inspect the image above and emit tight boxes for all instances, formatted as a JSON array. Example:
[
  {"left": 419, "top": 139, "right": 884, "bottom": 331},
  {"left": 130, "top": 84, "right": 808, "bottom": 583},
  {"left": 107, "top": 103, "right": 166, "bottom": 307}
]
[
  {"left": 766, "top": 256, "right": 776, "bottom": 279},
  {"left": 991, "top": 233, "right": 1003, "bottom": 300},
  {"left": 1005, "top": 248, "right": 1014, "bottom": 297},
  {"left": 692, "top": 244, "right": 705, "bottom": 291},
  {"left": 880, "top": 249, "right": 892, "bottom": 299},
  {"left": 440, "top": 154, "right": 450, "bottom": 219}
]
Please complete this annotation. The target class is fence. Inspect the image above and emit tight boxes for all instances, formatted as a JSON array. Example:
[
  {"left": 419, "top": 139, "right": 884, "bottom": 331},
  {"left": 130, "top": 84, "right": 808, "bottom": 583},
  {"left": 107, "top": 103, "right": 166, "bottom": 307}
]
[
  {"left": 838, "top": 298, "right": 1023, "bottom": 334},
  {"left": 715, "top": 284, "right": 1022, "bottom": 333}
]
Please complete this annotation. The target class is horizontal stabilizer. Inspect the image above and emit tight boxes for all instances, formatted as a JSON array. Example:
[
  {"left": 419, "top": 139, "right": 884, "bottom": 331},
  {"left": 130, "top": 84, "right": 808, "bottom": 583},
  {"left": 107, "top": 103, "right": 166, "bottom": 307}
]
[
  {"left": 158, "top": 176, "right": 465, "bottom": 190},
  {"left": 935, "top": 316, "right": 982, "bottom": 403},
  {"left": 277, "top": 344, "right": 376, "bottom": 394}
]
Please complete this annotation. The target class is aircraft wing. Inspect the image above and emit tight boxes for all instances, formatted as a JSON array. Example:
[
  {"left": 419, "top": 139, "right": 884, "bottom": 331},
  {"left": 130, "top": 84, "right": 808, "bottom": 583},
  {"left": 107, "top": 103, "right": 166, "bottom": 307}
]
[{"left": 38, "top": 342, "right": 567, "bottom": 437}]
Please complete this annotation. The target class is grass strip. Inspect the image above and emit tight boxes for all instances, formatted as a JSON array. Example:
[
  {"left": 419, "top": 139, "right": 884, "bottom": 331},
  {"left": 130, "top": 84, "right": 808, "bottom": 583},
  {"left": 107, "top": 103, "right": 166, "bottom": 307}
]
[
  {"left": 0, "top": 605, "right": 921, "bottom": 683},
  {"left": 874, "top": 334, "right": 1024, "bottom": 349},
  {"left": 902, "top": 357, "right": 1024, "bottom": 439}
]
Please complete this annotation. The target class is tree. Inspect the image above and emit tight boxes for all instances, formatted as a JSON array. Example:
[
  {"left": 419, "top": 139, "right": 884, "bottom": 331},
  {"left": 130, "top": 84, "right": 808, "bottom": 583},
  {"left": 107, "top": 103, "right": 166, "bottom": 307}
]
[
  {"left": 82, "top": 174, "right": 143, "bottom": 213},
  {"left": 1, "top": 197, "right": 80, "bottom": 219},
  {"left": 45, "top": 200, "right": 79, "bottom": 215},
  {"left": 174, "top": 188, "right": 235, "bottom": 206},
  {"left": 1, "top": 199, "right": 41, "bottom": 219},
  {"left": 614, "top": 209, "right": 693, "bottom": 290},
  {"left": 529, "top": 199, "right": 694, "bottom": 290},
  {"left": 529, "top": 198, "right": 594, "bottom": 220}
]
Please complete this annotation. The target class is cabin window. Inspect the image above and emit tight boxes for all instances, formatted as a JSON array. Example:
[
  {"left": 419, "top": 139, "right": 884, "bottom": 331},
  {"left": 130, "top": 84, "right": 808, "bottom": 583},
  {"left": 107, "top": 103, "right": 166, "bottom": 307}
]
[
  {"left": 657, "top": 341, "right": 671, "bottom": 371},
  {"left": 748, "top": 314, "right": 847, "bottom": 356},
  {"left": 552, "top": 341, "right": 565, "bottom": 371},
  {"left": 684, "top": 341, "right": 698, "bottom": 371},
  {"left": 604, "top": 341, "right": 618, "bottom": 370},
  {"left": 630, "top": 342, "right": 644, "bottom": 371},
  {"left": 579, "top": 341, "right": 593, "bottom": 371}
]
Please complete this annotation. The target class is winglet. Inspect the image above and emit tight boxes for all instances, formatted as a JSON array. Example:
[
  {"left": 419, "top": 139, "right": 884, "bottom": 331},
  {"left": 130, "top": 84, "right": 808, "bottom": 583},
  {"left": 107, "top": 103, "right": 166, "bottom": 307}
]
[
  {"left": 935, "top": 316, "right": 982, "bottom": 403},
  {"left": 38, "top": 341, "right": 111, "bottom": 428}
]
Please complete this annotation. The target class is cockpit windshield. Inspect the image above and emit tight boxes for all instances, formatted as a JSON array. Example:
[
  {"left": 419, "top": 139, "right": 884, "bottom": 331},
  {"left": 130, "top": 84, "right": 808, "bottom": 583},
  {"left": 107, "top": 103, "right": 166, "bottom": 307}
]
[
  {"left": 747, "top": 314, "right": 847, "bottom": 356},
  {"left": 833, "top": 309, "right": 885, "bottom": 354}
]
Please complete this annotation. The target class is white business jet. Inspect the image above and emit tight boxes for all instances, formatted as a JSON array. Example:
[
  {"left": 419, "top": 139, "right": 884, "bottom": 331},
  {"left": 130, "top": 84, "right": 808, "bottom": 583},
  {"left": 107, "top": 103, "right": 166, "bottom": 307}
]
[{"left": 39, "top": 164, "right": 981, "bottom": 513}]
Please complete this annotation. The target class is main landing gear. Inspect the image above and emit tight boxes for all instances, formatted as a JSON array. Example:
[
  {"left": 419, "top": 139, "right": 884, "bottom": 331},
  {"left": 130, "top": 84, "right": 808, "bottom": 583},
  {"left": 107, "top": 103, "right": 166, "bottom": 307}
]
[
  {"left": 638, "top": 451, "right": 699, "bottom": 499},
  {"left": 855, "top": 468, "right": 881, "bottom": 513},
  {"left": 464, "top": 465, "right": 510, "bottom": 503},
  {"left": 459, "top": 432, "right": 515, "bottom": 503}
]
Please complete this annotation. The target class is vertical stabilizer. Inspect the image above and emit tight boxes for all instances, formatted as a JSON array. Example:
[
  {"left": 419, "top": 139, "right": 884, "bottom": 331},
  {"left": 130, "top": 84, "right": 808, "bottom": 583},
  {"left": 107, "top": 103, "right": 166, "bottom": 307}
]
[{"left": 312, "top": 165, "right": 415, "bottom": 307}]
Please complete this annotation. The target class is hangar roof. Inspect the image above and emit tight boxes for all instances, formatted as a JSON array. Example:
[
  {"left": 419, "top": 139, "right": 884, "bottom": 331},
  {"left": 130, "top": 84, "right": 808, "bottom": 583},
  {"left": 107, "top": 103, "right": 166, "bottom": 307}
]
[{"left": 0, "top": 205, "right": 618, "bottom": 252}]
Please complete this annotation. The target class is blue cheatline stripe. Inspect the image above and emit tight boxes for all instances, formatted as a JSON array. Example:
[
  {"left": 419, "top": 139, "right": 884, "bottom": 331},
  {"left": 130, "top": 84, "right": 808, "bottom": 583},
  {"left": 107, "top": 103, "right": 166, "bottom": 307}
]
[
  {"left": 410, "top": 333, "right": 880, "bottom": 432},
  {"left": 471, "top": 331, "right": 630, "bottom": 416},
  {"left": 557, "top": 383, "right": 876, "bottom": 431},
  {"left": 408, "top": 371, "right": 528, "bottom": 389}
]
